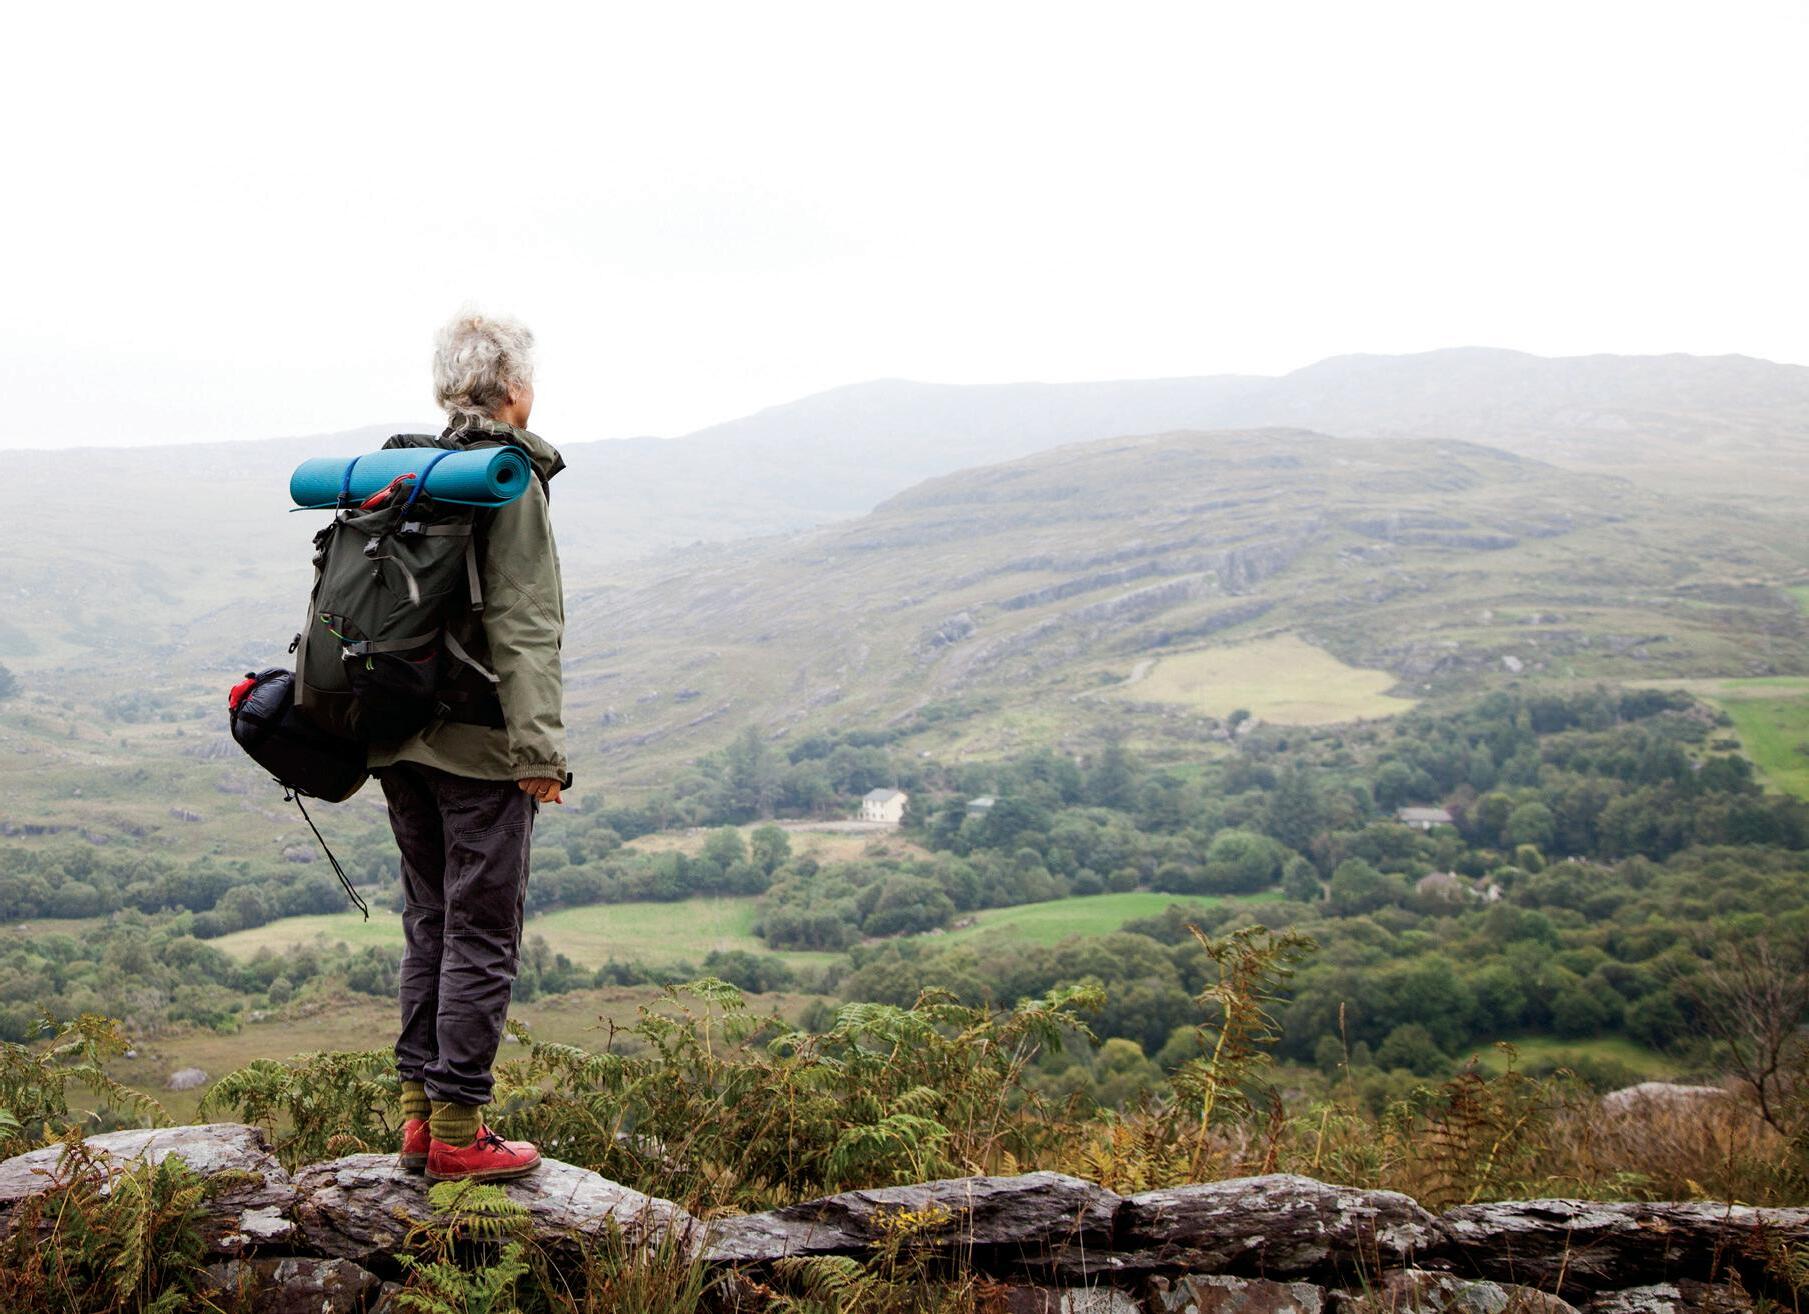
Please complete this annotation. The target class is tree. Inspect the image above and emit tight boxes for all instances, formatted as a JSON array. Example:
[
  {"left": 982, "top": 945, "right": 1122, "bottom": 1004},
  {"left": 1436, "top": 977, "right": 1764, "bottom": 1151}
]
[
  {"left": 1199, "top": 830, "right": 1288, "bottom": 893},
  {"left": 702, "top": 827, "right": 747, "bottom": 871},
  {"left": 749, "top": 824, "right": 791, "bottom": 875},
  {"left": 1088, "top": 731, "right": 1137, "bottom": 810},
  {"left": 0, "top": 664, "right": 16, "bottom": 702},
  {"left": 1328, "top": 858, "right": 1399, "bottom": 915},
  {"left": 1684, "top": 935, "right": 1809, "bottom": 1130},
  {"left": 724, "top": 726, "right": 779, "bottom": 820},
  {"left": 1264, "top": 768, "right": 1324, "bottom": 851},
  {"left": 1376, "top": 1023, "right": 1446, "bottom": 1075},
  {"left": 1281, "top": 856, "right": 1321, "bottom": 903},
  {"left": 1505, "top": 802, "right": 1556, "bottom": 850}
]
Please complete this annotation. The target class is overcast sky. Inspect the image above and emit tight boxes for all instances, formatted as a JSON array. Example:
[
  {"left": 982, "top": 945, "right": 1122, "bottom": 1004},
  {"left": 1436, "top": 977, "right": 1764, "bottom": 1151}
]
[{"left": 3, "top": 1, "right": 1805, "bottom": 450}]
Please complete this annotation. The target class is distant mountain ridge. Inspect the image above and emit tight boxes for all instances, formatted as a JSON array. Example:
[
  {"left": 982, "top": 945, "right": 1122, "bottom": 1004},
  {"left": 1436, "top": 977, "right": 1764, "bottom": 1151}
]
[{"left": 5, "top": 347, "right": 1804, "bottom": 664}]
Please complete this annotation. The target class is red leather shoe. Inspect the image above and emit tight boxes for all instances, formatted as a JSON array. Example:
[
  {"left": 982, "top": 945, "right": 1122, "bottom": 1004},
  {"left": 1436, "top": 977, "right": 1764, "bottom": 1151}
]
[
  {"left": 398, "top": 1118, "right": 430, "bottom": 1173},
  {"left": 425, "top": 1126, "right": 542, "bottom": 1183}
]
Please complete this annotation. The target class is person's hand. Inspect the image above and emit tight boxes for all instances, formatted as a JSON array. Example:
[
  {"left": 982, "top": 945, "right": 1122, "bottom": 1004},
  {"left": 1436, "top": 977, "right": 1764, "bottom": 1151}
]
[{"left": 518, "top": 777, "right": 564, "bottom": 805}]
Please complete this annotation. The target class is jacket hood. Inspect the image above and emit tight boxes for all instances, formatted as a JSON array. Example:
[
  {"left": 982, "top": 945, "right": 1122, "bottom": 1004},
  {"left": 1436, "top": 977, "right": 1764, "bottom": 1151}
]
[
  {"left": 507, "top": 426, "right": 566, "bottom": 483},
  {"left": 456, "top": 416, "right": 565, "bottom": 483}
]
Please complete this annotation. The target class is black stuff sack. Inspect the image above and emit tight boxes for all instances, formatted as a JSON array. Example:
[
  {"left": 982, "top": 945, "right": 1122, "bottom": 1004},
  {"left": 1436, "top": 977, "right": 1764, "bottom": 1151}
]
[{"left": 228, "top": 667, "right": 369, "bottom": 803}]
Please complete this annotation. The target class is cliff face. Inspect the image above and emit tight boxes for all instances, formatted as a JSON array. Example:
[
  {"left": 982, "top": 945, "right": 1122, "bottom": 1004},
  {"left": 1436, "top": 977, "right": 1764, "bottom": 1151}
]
[{"left": 1, "top": 1124, "right": 1800, "bottom": 1313}]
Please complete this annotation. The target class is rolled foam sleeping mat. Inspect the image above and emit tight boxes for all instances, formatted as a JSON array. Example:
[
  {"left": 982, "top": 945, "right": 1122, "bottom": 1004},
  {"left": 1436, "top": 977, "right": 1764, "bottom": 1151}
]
[{"left": 289, "top": 446, "right": 532, "bottom": 509}]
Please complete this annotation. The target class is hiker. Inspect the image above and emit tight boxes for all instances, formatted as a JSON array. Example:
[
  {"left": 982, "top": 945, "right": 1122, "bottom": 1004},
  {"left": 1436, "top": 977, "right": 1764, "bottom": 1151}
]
[{"left": 372, "top": 310, "right": 568, "bottom": 1183}]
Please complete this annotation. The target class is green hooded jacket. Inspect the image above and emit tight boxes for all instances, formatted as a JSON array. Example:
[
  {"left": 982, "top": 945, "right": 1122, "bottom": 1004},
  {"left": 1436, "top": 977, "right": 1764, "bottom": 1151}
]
[{"left": 367, "top": 416, "right": 569, "bottom": 784}]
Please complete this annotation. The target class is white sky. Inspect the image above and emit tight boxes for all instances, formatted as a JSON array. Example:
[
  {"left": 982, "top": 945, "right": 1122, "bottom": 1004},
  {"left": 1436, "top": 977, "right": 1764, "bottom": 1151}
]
[{"left": 3, "top": 1, "right": 1805, "bottom": 449}]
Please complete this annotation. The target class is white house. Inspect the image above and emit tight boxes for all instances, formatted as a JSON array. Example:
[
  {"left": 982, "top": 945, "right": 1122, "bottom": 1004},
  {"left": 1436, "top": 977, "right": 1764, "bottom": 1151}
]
[
  {"left": 966, "top": 796, "right": 996, "bottom": 816},
  {"left": 1397, "top": 806, "right": 1455, "bottom": 831},
  {"left": 861, "top": 788, "right": 909, "bottom": 825}
]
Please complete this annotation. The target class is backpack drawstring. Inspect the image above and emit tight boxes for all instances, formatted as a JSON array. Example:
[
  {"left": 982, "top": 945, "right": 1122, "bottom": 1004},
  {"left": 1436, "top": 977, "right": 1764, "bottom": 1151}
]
[{"left": 282, "top": 786, "right": 370, "bottom": 920}]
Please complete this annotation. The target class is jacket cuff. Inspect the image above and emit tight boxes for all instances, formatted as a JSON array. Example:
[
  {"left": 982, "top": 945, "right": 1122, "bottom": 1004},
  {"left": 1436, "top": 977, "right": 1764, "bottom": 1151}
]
[{"left": 514, "top": 763, "right": 567, "bottom": 781}]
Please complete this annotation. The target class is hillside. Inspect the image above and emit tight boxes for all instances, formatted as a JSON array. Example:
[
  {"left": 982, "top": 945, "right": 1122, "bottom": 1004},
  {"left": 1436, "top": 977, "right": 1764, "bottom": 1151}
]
[
  {"left": 7, "top": 348, "right": 1807, "bottom": 667},
  {"left": 552, "top": 427, "right": 1806, "bottom": 785}
]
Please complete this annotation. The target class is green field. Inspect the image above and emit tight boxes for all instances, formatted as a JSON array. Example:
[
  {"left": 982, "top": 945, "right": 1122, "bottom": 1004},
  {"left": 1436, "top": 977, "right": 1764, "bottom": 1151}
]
[
  {"left": 1720, "top": 693, "right": 1809, "bottom": 801},
  {"left": 211, "top": 889, "right": 1280, "bottom": 969},
  {"left": 942, "top": 890, "right": 1282, "bottom": 947},
  {"left": 1791, "top": 585, "right": 1809, "bottom": 617},
  {"left": 1118, "top": 635, "right": 1413, "bottom": 725},
  {"left": 211, "top": 896, "right": 836, "bottom": 971},
  {"left": 1635, "top": 676, "right": 1809, "bottom": 801},
  {"left": 1463, "top": 1034, "right": 1675, "bottom": 1080}
]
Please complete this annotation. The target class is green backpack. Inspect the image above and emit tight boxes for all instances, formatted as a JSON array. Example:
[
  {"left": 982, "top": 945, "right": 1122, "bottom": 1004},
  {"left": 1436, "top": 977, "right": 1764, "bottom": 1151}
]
[{"left": 292, "top": 430, "right": 512, "bottom": 743}]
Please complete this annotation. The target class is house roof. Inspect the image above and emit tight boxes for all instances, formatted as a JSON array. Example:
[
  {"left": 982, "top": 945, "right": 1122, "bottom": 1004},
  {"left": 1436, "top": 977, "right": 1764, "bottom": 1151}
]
[
  {"left": 1397, "top": 806, "right": 1455, "bottom": 824},
  {"left": 863, "top": 788, "right": 906, "bottom": 803},
  {"left": 967, "top": 796, "right": 996, "bottom": 807}
]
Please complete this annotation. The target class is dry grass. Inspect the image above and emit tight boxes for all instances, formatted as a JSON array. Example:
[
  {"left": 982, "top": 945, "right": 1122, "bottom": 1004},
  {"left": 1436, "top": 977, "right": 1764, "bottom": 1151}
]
[{"left": 1115, "top": 635, "right": 1414, "bottom": 725}]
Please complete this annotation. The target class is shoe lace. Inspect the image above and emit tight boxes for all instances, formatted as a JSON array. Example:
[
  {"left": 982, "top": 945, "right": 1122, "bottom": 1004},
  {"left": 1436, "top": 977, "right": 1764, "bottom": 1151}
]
[{"left": 476, "top": 1129, "right": 510, "bottom": 1153}]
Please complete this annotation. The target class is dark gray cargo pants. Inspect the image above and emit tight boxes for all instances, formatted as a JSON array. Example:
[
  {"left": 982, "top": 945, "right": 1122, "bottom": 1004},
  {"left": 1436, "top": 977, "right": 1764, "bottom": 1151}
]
[{"left": 380, "top": 763, "right": 535, "bottom": 1108}]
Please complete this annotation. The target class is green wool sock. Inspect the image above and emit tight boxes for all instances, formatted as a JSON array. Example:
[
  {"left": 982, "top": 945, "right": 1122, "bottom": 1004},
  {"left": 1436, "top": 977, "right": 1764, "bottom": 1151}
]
[
  {"left": 400, "top": 1080, "right": 430, "bottom": 1122},
  {"left": 429, "top": 1100, "right": 482, "bottom": 1147}
]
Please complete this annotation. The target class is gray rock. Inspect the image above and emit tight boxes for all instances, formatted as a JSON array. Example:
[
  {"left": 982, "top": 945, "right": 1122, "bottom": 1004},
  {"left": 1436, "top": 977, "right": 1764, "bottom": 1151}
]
[
  {"left": 1435, "top": 1199, "right": 1809, "bottom": 1293},
  {"left": 203, "top": 1256, "right": 382, "bottom": 1313},
  {"left": 0, "top": 1123, "right": 295, "bottom": 1253},
  {"left": 700, "top": 1171, "right": 1120, "bottom": 1268},
  {"left": 1150, "top": 1273, "right": 1328, "bottom": 1314},
  {"left": 995, "top": 1285, "right": 1144, "bottom": 1313},
  {"left": 1582, "top": 1282, "right": 1754, "bottom": 1314},
  {"left": 293, "top": 1152, "right": 692, "bottom": 1267},
  {"left": 1073, "top": 1174, "right": 1436, "bottom": 1280},
  {"left": 1336, "top": 1270, "right": 1577, "bottom": 1314},
  {"left": 1597, "top": 1084, "right": 1728, "bottom": 1117},
  {"left": 165, "top": 1066, "right": 210, "bottom": 1091}
]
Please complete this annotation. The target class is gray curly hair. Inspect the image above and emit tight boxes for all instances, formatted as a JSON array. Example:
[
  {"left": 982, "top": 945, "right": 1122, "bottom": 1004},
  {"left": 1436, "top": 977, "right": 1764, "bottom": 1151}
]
[{"left": 432, "top": 309, "right": 535, "bottom": 420}]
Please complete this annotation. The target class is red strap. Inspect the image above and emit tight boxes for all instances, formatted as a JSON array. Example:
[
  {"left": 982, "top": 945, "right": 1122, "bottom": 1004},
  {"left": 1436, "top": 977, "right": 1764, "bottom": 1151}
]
[
  {"left": 228, "top": 674, "right": 258, "bottom": 711},
  {"left": 360, "top": 472, "right": 418, "bottom": 511}
]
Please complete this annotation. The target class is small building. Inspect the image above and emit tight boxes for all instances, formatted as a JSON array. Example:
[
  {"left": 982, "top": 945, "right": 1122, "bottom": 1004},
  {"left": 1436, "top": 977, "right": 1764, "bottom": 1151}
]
[
  {"left": 1414, "top": 871, "right": 1472, "bottom": 902},
  {"left": 861, "top": 788, "right": 909, "bottom": 825},
  {"left": 1397, "top": 806, "right": 1454, "bottom": 831},
  {"left": 966, "top": 796, "right": 996, "bottom": 816}
]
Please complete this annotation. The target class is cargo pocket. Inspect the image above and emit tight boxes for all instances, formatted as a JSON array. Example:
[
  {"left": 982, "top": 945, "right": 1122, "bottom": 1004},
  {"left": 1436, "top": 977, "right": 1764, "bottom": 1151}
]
[{"left": 346, "top": 645, "right": 443, "bottom": 743}]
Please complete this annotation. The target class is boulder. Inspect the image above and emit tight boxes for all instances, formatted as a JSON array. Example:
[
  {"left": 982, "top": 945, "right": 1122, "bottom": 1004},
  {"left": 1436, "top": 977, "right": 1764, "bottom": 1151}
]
[
  {"left": 1334, "top": 1270, "right": 1577, "bottom": 1314},
  {"left": 700, "top": 1171, "right": 1121, "bottom": 1272},
  {"left": 293, "top": 1152, "right": 692, "bottom": 1269},
  {"left": 1597, "top": 1085, "right": 1729, "bottom": 1118},
  {"left": 1434, "top": 1199, "right": 1809, "bottom": 1294},
  {"left": 1072, "top": 1174, "right": 1437, "bottom": 1281},
  {"left": 1149, "top": 1273, "right": 1328, "bottom": 1314},
  {"left": 1581, "top": 1282, "right": 1755, "bottom": 1314},
  {"left": 992, "top": 1284, "right": 1144, "bottom": 1313},
  {"left": 0, "top": 1123, "right": 294, "bottom": 1253},
  {"left": 203, "top": 1256, "right": 383, "bottom": 1313},
  {"left": 166, "top": 1066, "right": 210, "bottom": 1091}
]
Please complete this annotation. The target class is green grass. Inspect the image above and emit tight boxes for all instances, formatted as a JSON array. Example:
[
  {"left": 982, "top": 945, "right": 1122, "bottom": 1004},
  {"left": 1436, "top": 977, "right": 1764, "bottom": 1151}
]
[
  {"left": 1719, "top": 694, "right": 1809, "bottom": 801},
  {"left": 210, "top": 897, "right": 838, "bottom": 971},
  {"left": 1117, "top": 635, "right": 1413, "bottom": 725},
  {"left": 1463, "top": 1034, "right": 1675, "bottom": 1081},
  {"left": 941, "top": 890, "right": 1283, "bottom": 947},
  {"left": 1631, "top": 676, "right": 1809, "bottom": 801},
  {"left": 1790, "top": 585, "right": 1809, "bottom": 617}
]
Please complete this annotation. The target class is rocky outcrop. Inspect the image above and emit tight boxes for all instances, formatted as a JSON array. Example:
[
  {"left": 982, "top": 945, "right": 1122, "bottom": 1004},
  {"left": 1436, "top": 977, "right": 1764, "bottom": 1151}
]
[
  {"left": 0, "top": 1126, "right": 1799, "bottom": 1311},
  {"left": 1073, "top": 1175, "right": 1437, "bottom": 1281},
  {"left": 202, "top": 1257, "right": 387, "bottom": 1314},
  {"left": 700, "top": 1171, "right": 1119, "bottom": 1270},
  {"left": 293, "top": 1152, "right": 691, "bottom": 1269},
  {"left": 0, "top": 1123, "right": 293, "bottom": 1254},
  {"left": 1435, "top": 1198, "right": 1808, "bottom": 1294}
]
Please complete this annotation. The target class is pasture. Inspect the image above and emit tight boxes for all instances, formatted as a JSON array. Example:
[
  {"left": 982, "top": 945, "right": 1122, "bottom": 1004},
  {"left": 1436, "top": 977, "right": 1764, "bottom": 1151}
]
[
  {"left": 941, "top": 890, "right": 1283, "bottom": 947},
  {"left": 1116, "top": 635, "right": 1413, "bottom": 725},
  {"left": 1641, "top": 676, "right": 1809, "bottom": 801},
  {"left": 211, "top": 896, "right": 837, "bottom": 971}
]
